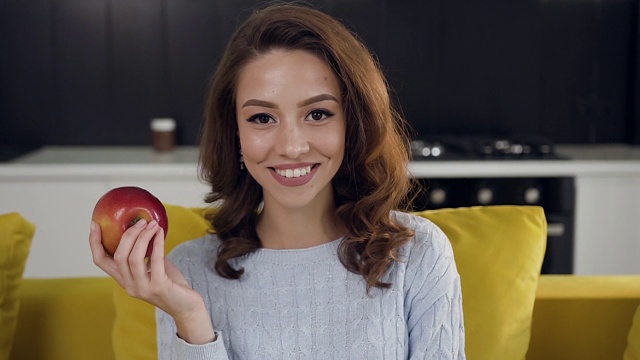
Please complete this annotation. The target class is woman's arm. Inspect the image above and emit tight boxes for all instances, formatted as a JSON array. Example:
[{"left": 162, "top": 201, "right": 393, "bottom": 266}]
[
  {"left": 156, "top": 306, "right": 228, "bottom": 360},
  {"left": 404, "top": 223, "right": 466, "bottom": 359},
  {"left": 407, "top": 274, "right": 465, "bottom": 359},
  {"left": 89, "top": 219, "right": 223, "bottom": 358}
]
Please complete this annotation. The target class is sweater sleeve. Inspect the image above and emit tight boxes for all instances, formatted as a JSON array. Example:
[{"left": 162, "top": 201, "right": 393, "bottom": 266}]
[
  {"left": 156, "top": 304, "right": 229, "bottom": 359},
  {"left": 155, "top": 239, "right": 231, "bottom": 360},
  {"left": 404, "top": 219, "right": 466, "bottom": 359}
]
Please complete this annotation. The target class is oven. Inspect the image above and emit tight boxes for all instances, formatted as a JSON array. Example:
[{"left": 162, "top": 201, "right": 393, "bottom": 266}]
[{"left": 409, "top": 135, "right": 576, "bottom": 274}]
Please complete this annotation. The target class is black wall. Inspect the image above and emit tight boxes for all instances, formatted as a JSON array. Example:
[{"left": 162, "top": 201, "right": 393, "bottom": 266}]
[{"left": 1, "top": 0, "right": 638, "bottom": 147}]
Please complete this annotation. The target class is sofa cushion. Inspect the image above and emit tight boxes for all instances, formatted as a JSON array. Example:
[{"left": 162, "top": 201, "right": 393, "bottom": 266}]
[
  {"left": 0, "top": 212, "right": 35, "bottom": 359},
  {"left": 626, "top": 304, "right": 640, "bottom": 360},
  {"left": 112, "top": 204, "right": 546, "bottom": 359},
  {"left": 11, "top": 277, "right": 115, "bottom": 360},
  {"left": 416, "top": 205, "right": 546, "bottom": 359},
  {"left": 529, "top": 275, "right": 640, "bottom": 360}
]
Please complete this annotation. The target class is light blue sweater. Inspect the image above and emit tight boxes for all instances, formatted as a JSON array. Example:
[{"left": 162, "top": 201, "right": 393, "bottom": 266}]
[{"left": 156, "top": 212, "right": 466, "bottom": 359}]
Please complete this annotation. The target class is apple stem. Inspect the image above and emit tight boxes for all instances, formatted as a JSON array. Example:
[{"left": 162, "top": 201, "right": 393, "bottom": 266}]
[{"left": 129, "top": 217, "right": 143, "bottom": 228}]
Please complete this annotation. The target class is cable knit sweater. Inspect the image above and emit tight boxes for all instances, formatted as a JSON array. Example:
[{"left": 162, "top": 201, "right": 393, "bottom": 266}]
[{"left": 156, "top": 211, "right": 466, "bottom": 359}]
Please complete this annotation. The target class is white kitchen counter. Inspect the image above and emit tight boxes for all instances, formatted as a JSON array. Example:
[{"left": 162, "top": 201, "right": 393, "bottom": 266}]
[{"left": 0, "top": 146, "right": 200, "bottom": 180}]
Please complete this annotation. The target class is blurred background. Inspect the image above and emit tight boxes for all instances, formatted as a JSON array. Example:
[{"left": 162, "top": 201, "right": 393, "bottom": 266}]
[{"left": 1, "top": 0, "right": 638, "bottom": 149}]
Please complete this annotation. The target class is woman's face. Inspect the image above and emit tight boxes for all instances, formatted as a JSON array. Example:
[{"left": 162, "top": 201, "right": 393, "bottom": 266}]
[{"left": 235, "top": 49, "right": 346, "bottom": 212}]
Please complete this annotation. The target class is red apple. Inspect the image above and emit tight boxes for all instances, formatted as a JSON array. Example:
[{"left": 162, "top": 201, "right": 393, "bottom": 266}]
[{"left": 92, "top": 186, "right": 168, "bottom": 257}]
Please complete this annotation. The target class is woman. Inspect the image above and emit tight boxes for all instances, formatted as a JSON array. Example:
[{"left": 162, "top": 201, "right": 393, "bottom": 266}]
[{"left": 90, "top": 3, "right": 465, "bottom": 359}]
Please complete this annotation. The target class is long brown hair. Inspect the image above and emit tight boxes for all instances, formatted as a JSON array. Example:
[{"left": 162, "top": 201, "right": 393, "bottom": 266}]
[{"left": 199, "top": 2, "right": 417, "bottom": 292}]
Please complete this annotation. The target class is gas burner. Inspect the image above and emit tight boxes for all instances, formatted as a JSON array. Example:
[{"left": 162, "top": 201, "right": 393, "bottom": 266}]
[
  {"left": 410, "top": 140, "right": 446, "bottom": 158},
  {"left": 411, "top": 135, "right": 561, "bottom": 160}
]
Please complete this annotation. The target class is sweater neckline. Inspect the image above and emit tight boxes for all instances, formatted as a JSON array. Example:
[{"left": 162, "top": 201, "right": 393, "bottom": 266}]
[{"left": 249, "top": 237, "right": 343, "bottom": 265}]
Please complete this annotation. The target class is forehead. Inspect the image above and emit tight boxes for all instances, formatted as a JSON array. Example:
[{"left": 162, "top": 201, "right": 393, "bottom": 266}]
[{"left": 235, "top": 49, "right": 341, "bottom": 102}]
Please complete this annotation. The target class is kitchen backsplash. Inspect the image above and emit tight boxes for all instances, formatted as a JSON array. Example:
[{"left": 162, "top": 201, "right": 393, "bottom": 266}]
[{"left": 0, "top": 0, "right": 636, "bottom": 147}]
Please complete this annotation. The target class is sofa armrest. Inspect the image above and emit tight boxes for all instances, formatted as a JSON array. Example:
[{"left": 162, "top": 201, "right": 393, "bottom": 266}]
[
  {"left": 11, "top": 277, "right": 116, "bottom": 360},
  {"left": 527, "top": 275, "right": 640, "bottom": 360}
]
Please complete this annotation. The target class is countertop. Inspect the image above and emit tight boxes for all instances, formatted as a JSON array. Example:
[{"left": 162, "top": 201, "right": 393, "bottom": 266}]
[
  {"left": 0, "top": 147, "right": 200, "bottom": 179},
  {"left": 2, "top": 144, "right": 640, "bottom": 179}
]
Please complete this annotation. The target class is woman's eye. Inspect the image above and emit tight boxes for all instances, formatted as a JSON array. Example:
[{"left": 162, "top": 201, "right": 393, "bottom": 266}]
[
  {"left": 247, "top": 114, "right": 273, "bottom": 124},
  {"left": 307, "top": 109, "right": 334, "bottom": 121}
]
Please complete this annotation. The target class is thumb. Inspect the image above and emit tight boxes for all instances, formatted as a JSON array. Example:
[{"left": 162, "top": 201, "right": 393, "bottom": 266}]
[{"left": 89, "top": 220, "right": 101, "bottom": 242}]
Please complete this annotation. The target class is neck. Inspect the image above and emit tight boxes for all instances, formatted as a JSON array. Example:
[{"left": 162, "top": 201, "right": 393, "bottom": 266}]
[{"left": 257, "top": 197, "right": 345, "bottom": 250}]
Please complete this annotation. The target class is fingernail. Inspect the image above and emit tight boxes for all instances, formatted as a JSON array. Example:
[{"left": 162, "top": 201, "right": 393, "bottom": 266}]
[
  {"left": 135, "top": 219, "right": 147, "bottom": 228},
  {"left": 90, "top": 221, "right": 96, "bottom": 232},
  {"left": 148, "top": 220, "right": 158, "bottom": 228}
]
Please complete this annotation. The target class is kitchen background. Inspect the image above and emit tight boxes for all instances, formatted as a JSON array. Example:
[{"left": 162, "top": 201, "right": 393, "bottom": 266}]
[
  {"left": 1, "top": 0, "right": 639, "bottom": 149},
  {"left": 3, "top": 0, "right": 640, "bottom": 277}
]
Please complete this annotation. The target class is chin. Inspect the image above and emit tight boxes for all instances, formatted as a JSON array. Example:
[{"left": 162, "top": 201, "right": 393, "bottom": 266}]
[{"left": 264, "top": 186, "right": 334, "bottom": 212}]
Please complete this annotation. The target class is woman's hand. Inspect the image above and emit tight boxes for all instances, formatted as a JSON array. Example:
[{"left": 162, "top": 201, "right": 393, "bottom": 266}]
[{"left": 89, "top": 219, "right": 216, "bottom": 344}]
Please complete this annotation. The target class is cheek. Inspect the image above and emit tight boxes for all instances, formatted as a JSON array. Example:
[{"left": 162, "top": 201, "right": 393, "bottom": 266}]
[
  {"left": 319, "top": 127, "right": 346, "bottom": 159},
  {"left": 239, "top": 131, "right": 270, "bottom": 163},
  {"left": 330, "top": 137, "right": 346, "bottom": 158}
]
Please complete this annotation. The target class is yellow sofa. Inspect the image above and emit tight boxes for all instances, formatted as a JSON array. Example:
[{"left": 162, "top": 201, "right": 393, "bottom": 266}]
[
  {"left": 5, "top": 206, "right": 640, "bottom": 359},
  {"left": 11, "top": 275, "right": 640, "bottom": 360}
]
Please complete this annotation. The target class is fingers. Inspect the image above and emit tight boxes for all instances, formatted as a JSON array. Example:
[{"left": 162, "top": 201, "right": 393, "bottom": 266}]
[
  {"left": 114, "top": 218, "right": 151, "bottom": 264},
  {"left": 149, "top": 227, "right": 166, "bottom": 278},
  {"left": 115, "top": 219, "right": 159, "bottom": 292},
  {"left": 90, "top": 218, "right": 184, "bottom": 312},
  {"left": 128, "top": 220, "right": 157, "bottom": 269},
  {"left": 129, "top": 222, "right": 162, "bottom": 287}
]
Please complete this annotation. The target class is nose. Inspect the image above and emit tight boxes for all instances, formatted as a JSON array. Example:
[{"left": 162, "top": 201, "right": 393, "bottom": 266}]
[{"left": 275, "top": 121, "right": 309, "bottom": 159}]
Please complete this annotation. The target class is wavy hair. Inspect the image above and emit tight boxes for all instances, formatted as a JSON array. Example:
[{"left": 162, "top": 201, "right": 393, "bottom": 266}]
[{"left": 199, "top": 2, "right": 417, "bottom": 292}]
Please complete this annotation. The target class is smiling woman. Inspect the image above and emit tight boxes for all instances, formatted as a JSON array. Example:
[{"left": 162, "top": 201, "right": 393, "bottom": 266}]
[
  {"left": 199, "top": 4, "right": 419, "bottom": 290},
  {"left": 89, "top": 2, "right": 466, "bottom": 359},
  {"left": 235, "top": 49, "right": 346, "bottom": 245}
]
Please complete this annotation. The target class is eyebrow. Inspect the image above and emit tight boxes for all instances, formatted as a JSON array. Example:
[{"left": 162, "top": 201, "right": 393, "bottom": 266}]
[
  {"left": 241, "top": 99, "right": 277, "bottom": 108},
  {"left": 297, "top": 94, "right": 339, "bottom": 107},
  {"left": 241, "top": 93, "right": 339, "bottom": 109}
]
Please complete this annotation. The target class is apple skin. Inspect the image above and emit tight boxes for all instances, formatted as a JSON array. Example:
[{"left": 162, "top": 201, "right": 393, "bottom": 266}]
[{"left": 92, "top": 186, "right": 168, "bottom": 257}]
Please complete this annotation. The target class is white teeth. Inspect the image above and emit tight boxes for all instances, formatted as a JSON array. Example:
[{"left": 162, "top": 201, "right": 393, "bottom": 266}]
[{"left": 276, "top": 166, "right": 312, "bottom": 178}]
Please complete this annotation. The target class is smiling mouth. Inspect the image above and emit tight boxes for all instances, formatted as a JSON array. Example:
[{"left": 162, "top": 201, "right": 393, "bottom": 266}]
[{"left": 272, "top": 165, "right": 316, "bottom": 178}]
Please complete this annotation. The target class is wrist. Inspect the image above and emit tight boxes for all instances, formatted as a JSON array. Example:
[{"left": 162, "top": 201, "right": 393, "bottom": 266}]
[{"left": 173, "top": 302, "right": 216, "bottom": 345}]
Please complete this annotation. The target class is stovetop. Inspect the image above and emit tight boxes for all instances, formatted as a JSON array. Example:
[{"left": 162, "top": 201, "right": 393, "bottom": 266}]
[{"left": 410, "top": 135, "right": 566, "bottom": 161}]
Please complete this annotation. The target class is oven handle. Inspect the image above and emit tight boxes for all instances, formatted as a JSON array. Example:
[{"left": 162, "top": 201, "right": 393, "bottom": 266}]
[{"left": 547, "top": 223, "right": 565, "bottom": 237}]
